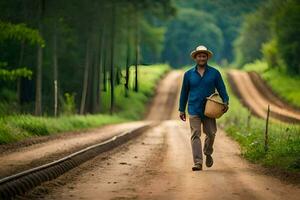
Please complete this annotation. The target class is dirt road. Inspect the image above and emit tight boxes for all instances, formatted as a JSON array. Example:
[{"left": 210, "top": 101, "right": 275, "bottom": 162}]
[
  {"left": 0, "top": 121, "right": 151, "bottom": 178},
  {"left": 20, "top": 69, "right": 300, "bottom": 200},
  {"left": 227, "top": 69, "right": 300, "bottom": 123},
  {"left": 0, "top": 70, "right": 181, "bottom": 179}
]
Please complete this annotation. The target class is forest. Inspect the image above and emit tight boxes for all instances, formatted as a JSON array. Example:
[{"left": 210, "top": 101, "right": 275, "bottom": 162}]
[
  {"left": 0, "top": 0, "right": 175, "bottom": 117},
  {"left": 1, "top": 0, "right": 299, "bottom": 117}
]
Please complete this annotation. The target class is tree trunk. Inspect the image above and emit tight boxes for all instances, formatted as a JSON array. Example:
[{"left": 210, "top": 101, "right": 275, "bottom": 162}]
[
  {"left": 35, "top": 39, "right": 43, "bottom": 116},
  {"left": 134, "top": 8, "right": 139, "bottom": 92},
  {"left": 35, "top": 0, "right": 45, "bottom": 116},
  {"left": 80, "top": 39, "right": 91, "bottom": 115},
  {"left": 92, "top": 33, "right": 100, "bottom": 113},
  {"left": 98, "top": 28, "right": 105, "bottom": 111},
  {"left": 110, "top": 4, "right": 116, "bottom": 115},
  {"left": 17, "top": 40, "right": 25, "bottom": 107},
  {"left": 102, "top": 32, "right": 107, "bottom": 92},
  {"left": 125, "top": 15, "right": 131, "bottom": 98},
  {"left": 85, "top": 44, "right": 94, "bottom": 114},
  {"left": 116, "top": 66, "right": 120, "bottom": 85},
  {"left": 53, "top": 21, "right": 58, "bottom": 117}
]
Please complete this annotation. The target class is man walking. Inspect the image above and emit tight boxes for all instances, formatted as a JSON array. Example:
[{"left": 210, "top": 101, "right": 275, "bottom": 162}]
[{"left": 178, "top": 45, "right": 229, "bottom": 171}]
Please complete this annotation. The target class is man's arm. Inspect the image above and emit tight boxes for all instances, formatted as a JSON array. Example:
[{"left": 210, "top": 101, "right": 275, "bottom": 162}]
[
  {"left": 178, "top": 72, "right": 190, "bottom": 113},
  {"left": 215, "top": 70, "right": 229, "bottom": 105}
]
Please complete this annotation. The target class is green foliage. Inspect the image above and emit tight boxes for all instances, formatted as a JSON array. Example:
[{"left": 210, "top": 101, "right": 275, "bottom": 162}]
[
  {"left": 0, "top": 62, "right": 32, "bottom": 81},
  {"left": 233, "top": 9, "right": 271, "bottom": 67},
  {"left": 163, "top": 8, "right": 224, "bottom": 67},
  {"left": 0, "top": 0, "right": 175, "bottom": 115},
  {"left": 262, "top": 39, "right": 282, "bottom": 68},
  {"left": 170, "top": 0, "right": 261, "bottom": 64},
  {"left": 61, "top": 93, "right": 77, "bottom": 116},
  {"left": 274, "top": 0, "right": 300, "bottom": 74},
  {"left": 0, "top": 21, "right": 44, "bottom": 46},
  {"left": 234, "top": 0, "right": 300, "bottom": 74},
  {"left": 0, "top": 104, "right": 17, "bottom": 116},
  {"left": 243, "top": 60, "right": 269, "bottom": 73},
  {"left": 140, "top": 19, "right": 166, "bottom": 63}
]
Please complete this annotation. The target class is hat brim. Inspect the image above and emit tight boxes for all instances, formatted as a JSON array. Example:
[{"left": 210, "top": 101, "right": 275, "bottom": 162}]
[{"left": 190, "top": 50, "right": 213, "bottom": 59}]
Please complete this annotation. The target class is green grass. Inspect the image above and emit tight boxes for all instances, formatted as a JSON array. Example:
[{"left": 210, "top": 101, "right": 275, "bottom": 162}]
[
  {"left": 242, "top": 60, "right": 300, "bottom": 108},
  {"left": 0, "top": 114, "right": 129, "bottom": 144},
  {"left": 216, "top": 66, "right": 300, "bottom": 173},
  {"left": 0, "top": 64, "right": 170, "bottom": 144},
  {"left": 100, "top": 64, "right": 170, "bottom": 120}
]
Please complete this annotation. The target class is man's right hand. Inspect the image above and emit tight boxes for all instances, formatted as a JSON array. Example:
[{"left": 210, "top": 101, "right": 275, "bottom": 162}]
[{"left": 179, "top": 112, "right": 186, "bottom": 121}]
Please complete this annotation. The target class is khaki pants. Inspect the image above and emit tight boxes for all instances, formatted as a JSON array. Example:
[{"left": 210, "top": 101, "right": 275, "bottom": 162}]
[{"left": 189, "top": 114, "right": 217, "bottom": 165}]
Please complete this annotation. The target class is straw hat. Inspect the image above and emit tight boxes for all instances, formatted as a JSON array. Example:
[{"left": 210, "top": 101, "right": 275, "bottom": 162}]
[{"left": 190, "top": 45, "right": 213, "bottom": 59}]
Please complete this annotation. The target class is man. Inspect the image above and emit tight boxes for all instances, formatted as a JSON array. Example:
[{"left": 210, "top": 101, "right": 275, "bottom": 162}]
[{"left": 178, "top": 45, "right": 229, "bottom": 171}]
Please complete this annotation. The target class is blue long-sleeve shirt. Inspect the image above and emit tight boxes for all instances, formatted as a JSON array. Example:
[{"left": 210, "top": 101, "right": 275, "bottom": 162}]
[{"left": 178, "top": 63, "right": 229, "bottom": 120}]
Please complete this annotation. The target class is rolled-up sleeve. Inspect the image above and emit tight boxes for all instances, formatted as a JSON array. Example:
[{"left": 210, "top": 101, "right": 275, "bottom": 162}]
[
  {"left": 215, "top": 70, "right": 229, "bottom": 104},
  {"left": 178, "top": 72, "right": 190, "bottom": 112}
]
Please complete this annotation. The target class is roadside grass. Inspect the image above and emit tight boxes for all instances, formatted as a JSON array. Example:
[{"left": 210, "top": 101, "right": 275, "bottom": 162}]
[
  {"left": 216, "top": 66, "right": 300, "bottom": 173},
  {"left": 0, "top": 64, "right": 170, "bottom": 144},
  {"left": 242, "top": 60, "right": 300, "bottom": 109},
  {"left": 0, "top": 114, "right": 128, "bottom": 144},
  {"left": 100, "top": 64, "right": 170, "bottom": 120}
]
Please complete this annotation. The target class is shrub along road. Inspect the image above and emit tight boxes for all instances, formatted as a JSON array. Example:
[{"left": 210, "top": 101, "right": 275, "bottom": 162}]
[{"left": 20, "top": 69, "right": 300, "bottom": 200}]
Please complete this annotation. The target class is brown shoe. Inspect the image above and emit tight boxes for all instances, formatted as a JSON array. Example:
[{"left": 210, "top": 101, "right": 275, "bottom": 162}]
[
  {"left": 192, "top": 163, "right": 203, "bottom": 171},
  {"left": 206, "top": 155, "right": 213, "bottom": 167}
]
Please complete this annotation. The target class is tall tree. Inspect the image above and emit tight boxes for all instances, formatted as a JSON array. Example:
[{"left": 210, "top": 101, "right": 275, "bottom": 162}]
[
  {"left": 134, "top": 5, "right": 140, "bottom": 92},
  {"left": 80, "top": 38, "right": 91, "bottom": 114},
  {"left": 35, "top": 0, "right": 45, "bottom": 116},
  {"left": 110, "top": 3, "right": 116, "bottom": 114}
]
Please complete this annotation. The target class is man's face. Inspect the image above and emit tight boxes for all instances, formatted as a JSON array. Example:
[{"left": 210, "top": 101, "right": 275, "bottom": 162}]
[{"left": 194, "top": 52, "right": 208, "bottom": 66}]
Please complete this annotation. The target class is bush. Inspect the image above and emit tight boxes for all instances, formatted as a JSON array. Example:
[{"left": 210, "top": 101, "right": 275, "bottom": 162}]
[
  {"left": 61, "top": 92, "right": 77, "bottom": 116},
  {"left": 262, "top": 39, "right": 283, "bottom": 69}
]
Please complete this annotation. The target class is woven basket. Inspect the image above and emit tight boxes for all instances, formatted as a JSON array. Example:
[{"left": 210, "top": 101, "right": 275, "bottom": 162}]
[{"left": 204, "top": 92, "right": 226, "bottom": 119}]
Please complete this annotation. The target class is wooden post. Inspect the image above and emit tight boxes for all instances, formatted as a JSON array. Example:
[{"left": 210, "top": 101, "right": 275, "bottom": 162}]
[
  {"left": 247, "top": 108, "right": 251, "bottom": 129},
  {"left": 264, "top": 104, "right": 270, "bottom": 152},
  {"left": 54, "top": 80, "right": 58, "bottom": 117}
]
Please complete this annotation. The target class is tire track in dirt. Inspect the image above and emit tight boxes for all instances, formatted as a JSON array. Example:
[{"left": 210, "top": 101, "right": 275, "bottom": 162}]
[
  {"left": 248, "top": 71, "right": 300, "bottom": 112},
  {"left": 227, "top": 69, "right": 300, "bottom": 124}
]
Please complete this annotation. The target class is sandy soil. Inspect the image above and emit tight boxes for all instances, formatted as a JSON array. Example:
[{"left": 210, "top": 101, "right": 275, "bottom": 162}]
[
  {"left": 23, "top": 120, "right": 300, "bottom": 200},
  {"left": 146, "top": 70, "right": 181, "bottom": 121},
  {"left": 227, "top": 69, "right": 300, "bottom": 123},
  {"left": 0, "top": 121, "right": 150, "bottom": 178},
  {"left": 18, "top": 69, "right": 300, "bottom": 200}
]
